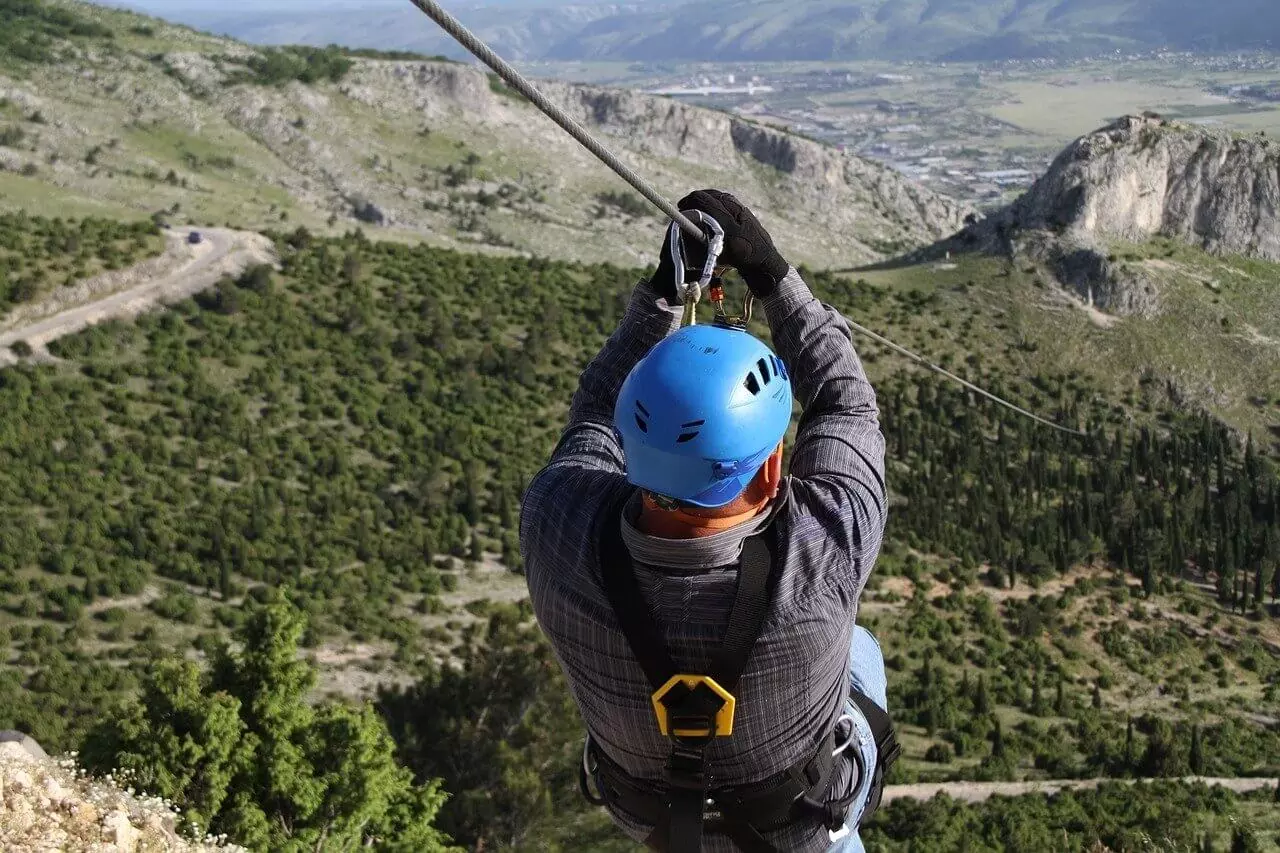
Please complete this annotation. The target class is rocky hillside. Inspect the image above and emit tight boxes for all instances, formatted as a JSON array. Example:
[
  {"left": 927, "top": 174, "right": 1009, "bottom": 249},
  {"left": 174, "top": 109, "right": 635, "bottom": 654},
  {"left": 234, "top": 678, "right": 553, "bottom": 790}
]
[
  {"left": 960, "top": 115, "right": 1280, "bottom": 316},
  {"left": 0, "top": 0, "right": 966, "bottom": 270}
]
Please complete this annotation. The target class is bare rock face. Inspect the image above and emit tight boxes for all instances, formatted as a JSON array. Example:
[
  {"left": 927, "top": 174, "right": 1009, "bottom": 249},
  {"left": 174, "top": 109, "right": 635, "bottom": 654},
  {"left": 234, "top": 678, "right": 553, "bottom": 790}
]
[
  {"left": 1014, "top": 115, "right": 1280, "bottom": 259},
  {"left": 964, "top": 115, "right": 1280, "bottom": 317},
  {"left": 330, "top": 60, "right": 970, "bottom": 264},
  {"left": 531, "top": 77, "right": 970, "bottom": 258}
]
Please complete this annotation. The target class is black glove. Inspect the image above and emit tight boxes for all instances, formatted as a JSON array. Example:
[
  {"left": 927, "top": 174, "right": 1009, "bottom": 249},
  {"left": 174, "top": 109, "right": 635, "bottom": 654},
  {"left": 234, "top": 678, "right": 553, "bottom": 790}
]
[{"left": 651, "top": 189, "right": 789, "bottom": 300}]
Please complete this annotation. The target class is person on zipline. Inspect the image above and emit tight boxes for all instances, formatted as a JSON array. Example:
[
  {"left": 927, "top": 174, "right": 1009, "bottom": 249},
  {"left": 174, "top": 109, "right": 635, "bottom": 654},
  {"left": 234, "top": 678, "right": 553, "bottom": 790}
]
[{"left": 521, "top": 189, "right": 897, "bottom": 853}]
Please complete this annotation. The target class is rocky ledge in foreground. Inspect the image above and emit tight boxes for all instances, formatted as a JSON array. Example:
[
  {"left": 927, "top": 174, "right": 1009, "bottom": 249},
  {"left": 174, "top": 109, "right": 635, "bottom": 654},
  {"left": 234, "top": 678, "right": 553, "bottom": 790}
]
[{"left": 0, "top": 732, "right": 244, "bottom": 853}]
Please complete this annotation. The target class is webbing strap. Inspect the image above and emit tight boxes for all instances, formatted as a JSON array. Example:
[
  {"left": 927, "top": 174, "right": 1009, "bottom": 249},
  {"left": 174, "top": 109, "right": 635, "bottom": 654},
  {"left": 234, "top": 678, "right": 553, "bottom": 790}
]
[
  {"left": 708, "top": 536, "right": 772, "bottom": 692},
  {"left": 598, "top": 510, "right": 678, "bottom": 690},
  {"left": 598, "top": 506, "right": 775, "bottom": 694},
  {"left": 847, "top": 689, "right": 901, "bottom": 827},
  {"left": 597, "top": 497, "right": 778, "bottom": 853}
]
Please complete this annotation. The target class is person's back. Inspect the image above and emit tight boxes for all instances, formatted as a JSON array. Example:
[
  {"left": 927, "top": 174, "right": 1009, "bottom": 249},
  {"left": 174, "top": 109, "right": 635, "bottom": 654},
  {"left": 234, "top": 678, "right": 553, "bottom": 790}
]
[{"left": 521, "top": 190, "right": 893, "bottom": 853}]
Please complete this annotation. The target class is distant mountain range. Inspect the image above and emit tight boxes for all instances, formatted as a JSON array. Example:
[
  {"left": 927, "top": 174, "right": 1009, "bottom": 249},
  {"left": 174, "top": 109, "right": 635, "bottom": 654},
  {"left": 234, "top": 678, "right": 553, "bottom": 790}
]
[{"left": 104, "top": 0, "right": 1280, "bottom": 62}]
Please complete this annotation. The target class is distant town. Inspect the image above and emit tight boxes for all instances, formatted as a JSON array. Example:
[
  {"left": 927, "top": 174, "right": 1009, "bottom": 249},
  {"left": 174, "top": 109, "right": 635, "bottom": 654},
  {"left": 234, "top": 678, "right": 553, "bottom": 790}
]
[{"left": 560, "top": 50, "right": 1280, "bottom": 207}]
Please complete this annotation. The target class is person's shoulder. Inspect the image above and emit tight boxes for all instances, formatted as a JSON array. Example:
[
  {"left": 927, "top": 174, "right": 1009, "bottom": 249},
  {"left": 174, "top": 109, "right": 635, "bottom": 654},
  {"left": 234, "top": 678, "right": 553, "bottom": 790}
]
[
  {"left": 773, "top": 478, "right": 845, "bottom": 549},
  {"left": 522, "top": 468, "right": 632, "bottom": 573}
]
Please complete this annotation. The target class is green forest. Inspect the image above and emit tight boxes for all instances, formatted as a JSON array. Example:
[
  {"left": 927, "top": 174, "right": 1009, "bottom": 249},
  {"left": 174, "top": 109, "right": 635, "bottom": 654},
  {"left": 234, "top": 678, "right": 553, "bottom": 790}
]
[
  {"left": 0, "top": 213, "right": 162, "bottom": 315},
  {"left": 0, "top": 215, "right": 1277, "bottom": 851}
]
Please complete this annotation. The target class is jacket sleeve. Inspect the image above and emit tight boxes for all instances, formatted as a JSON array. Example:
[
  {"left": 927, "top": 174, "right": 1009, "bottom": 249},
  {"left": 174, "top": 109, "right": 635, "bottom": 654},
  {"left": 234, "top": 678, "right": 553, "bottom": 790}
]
[
  {"left": 761, "top": 268, "right": 887, "bottom": 594},
  {"left": 520, "top": 279, "right": 682, "bottom": 544}
]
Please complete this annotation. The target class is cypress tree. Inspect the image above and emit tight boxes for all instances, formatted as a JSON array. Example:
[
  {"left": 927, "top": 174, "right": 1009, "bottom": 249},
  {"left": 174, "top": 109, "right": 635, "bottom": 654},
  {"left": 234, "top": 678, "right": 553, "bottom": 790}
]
[
  {"left": 974, "top": 675, "right": 991, "bottom": 714},
  {"left": 1189, "top": 723, "right": 1204, "bottom": 774},
  {"left": 1124, "top": 714, "right": 1134, "bottom": 772}
]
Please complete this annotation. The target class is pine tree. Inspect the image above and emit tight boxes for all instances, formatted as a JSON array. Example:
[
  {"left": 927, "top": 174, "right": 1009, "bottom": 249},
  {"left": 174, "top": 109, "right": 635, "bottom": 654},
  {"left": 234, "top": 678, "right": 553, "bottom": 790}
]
[
  {"left": 1124, "top": 714, "right": 1135, "bottom": 772},
  {"left": 1230, "top": 827, "right": 1261, "bottom": 853},
  {"left": 81, "top": 597, "right": 459, "bottom": 851}
]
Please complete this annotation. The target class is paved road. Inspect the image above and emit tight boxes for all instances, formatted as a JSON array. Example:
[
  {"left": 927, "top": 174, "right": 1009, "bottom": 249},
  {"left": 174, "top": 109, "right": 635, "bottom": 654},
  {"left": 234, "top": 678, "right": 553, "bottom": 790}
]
[
  {"left": 0, "top": 227, "right": 273, "bottom": 361},
  {"left": 882, "top": 775, "right": 1278, "bottom": 804}
]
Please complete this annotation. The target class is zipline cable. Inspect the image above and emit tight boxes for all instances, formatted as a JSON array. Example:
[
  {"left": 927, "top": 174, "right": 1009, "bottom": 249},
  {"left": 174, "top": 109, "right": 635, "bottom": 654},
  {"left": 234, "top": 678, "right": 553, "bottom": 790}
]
[
  {"left": 844, "top": 321, "right": 1085, "bottom": 435},
  {"left": 405, "top": 0, "right": 1087, "bottom": 437}
]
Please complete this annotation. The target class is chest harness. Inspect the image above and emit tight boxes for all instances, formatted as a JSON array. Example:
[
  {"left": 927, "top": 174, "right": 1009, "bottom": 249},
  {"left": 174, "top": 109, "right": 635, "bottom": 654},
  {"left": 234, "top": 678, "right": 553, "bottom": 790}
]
[{"left": 581, "top": 506, "right": 901, "bottom": 853}]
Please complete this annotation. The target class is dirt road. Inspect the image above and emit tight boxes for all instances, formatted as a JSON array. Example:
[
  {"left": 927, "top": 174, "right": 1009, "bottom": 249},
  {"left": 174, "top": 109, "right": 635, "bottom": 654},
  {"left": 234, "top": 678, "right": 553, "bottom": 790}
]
[
  {"left": 881, "top": 775, "right": 1278, "bottom": 804},
  {"left": 0, "top": 227, "right": 274, "bottom": 364}
]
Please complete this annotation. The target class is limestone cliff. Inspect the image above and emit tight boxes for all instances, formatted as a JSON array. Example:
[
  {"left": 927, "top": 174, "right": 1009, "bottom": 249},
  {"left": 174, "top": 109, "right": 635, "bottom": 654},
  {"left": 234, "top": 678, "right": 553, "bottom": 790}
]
[
  {"left": 0, "top": 21, "right": 968, "bottom": 272},
  {"left": 0, "top": 734, "right": 243, "bottom": 853},
  {"left": 1012, "top": 115, "right": 1280, "bottom": 260},
  {"left": 965, "top": 115, "right": 1280, "bottom": 316}
]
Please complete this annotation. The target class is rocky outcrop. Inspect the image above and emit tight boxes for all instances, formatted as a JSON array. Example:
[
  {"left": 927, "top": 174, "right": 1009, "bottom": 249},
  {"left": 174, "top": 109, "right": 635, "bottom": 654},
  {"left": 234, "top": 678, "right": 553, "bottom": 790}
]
[
  {"left": 6, "top": 25, "right": 969, "bottom": 270},
  {"left": 0, "top": 733, "right": 244, "bottom": 852},
  {"left": 223, "top": 57, "right": 968, "bottom": 267},
  {"left": 965, "top": 115, "right": 1280, "bottom": 316},
  {"left": 1011, "top": 115, "right": 1280, "bottom": 260},
  {"left": 517, "top": 77, "right": 970, "bottom": 257}
]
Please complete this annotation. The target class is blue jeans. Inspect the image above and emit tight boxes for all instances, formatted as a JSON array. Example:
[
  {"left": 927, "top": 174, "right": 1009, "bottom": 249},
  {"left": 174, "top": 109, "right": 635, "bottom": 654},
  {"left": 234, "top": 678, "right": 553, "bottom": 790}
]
[{"left": 825, "top": 625, "right": 888, "bottom": 853}]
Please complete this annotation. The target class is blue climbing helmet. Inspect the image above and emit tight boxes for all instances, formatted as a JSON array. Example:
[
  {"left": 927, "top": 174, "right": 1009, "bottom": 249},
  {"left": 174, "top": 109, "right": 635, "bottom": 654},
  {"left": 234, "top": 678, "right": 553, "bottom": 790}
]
[{"left": 615, "top": 324, "right": 793, "bottom": 508}]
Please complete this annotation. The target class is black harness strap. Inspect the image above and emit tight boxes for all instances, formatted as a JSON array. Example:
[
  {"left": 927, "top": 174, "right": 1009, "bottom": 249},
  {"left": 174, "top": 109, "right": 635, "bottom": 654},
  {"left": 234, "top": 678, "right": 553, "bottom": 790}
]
[
  {"left": 588, "top": 498, "right": 895, "bottom": 852},
  {"left": 599, "top": 509, "right": 775, "bottom": 853},
  {"left": 847, "top": 689, "right": 901, "bottom": 826},
  {"left": 707, "top": 536, "right": 773, "bottom": 691}
]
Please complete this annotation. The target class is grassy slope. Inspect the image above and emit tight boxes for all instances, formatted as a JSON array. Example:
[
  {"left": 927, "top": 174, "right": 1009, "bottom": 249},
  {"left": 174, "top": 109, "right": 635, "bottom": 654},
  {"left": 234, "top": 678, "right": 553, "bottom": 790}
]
[{"left": 839, "top": 239, "right": 1280, "bottom": 451}]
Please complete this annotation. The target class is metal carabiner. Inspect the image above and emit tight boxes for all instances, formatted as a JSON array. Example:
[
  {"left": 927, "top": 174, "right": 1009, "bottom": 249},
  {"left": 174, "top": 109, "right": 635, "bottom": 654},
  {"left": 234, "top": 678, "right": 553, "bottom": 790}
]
[
  {"left": 580, "top": 735, "right": 607, "bottom": 806},
  {"left": 671, "top": 213, "right": 724, "bottom": 328},
  {"left": 831, "top": 713, "right": 857, "bottom": 758}
]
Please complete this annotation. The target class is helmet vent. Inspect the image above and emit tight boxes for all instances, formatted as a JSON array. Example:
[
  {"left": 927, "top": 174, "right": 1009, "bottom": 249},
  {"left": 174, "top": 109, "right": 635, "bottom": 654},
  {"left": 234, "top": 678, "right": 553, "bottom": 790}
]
[
  {"left": 676, "top": 420, "right": 702, "bottom": 443},
  {"left": 635, "top": 414, "right": 648, "bottom": 433},
  {"left": 743, "top": 372, "right": 760, "bottom": 396},
  {"left": 634, "top": 401, "right": 650, "bottom": 433},
  {"left": 757, "top": 358, "right": 772, "bottom": 385}
]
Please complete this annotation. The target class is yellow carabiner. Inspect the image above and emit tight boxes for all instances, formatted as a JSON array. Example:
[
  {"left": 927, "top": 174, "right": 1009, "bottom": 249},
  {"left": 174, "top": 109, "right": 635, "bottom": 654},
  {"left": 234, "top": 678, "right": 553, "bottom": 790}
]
[{"left": 709, "top": 268, "right": 753, "bottom": 328}]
